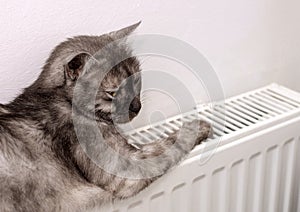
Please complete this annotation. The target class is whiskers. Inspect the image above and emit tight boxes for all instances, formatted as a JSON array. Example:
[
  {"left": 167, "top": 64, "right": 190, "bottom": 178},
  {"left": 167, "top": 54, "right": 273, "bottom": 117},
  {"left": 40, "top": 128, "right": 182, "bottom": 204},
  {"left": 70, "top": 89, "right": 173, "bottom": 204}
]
[
  {"left": 140, "top": 91, "right": 151, "bottom": 105},
  {"left": 137, "top": 56, "right": 150, "bottom": 68}
]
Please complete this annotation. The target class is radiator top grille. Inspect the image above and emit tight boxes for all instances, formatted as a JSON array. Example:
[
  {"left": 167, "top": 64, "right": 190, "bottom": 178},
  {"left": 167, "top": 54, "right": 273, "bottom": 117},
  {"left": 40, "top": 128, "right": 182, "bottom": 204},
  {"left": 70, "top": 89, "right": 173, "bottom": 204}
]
[{"left": 125, "top": 84, "right": 300, "bottom": 146}]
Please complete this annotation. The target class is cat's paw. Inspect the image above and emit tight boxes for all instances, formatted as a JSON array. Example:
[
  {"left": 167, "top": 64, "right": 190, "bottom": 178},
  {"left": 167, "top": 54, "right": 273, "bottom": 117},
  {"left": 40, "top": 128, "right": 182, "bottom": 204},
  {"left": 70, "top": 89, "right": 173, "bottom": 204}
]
[
  {"left": 181, "top": 119, "right": 212, "bottom": 145},
  {"left": 196, "top": 120, "right": 213, "bottom": 144}
]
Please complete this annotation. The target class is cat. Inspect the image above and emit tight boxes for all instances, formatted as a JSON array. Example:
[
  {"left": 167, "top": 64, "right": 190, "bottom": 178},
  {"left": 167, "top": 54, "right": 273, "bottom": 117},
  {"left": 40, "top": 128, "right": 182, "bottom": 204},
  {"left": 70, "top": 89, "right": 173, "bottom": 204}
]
[{"left": 0, "top": 22, "right": 211, "bottom": 212}]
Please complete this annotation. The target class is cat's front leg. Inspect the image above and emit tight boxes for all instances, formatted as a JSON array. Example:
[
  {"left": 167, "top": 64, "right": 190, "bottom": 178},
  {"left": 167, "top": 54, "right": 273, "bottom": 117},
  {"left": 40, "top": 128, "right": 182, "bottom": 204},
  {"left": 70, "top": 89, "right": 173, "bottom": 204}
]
[
  {"left": 98, "top": 119, "right": 211, "bottom": 198},
  {"left": 133, "top": 120, "right": 212, "bottom": 159},
  {"left": 73, "top": 119, "right": 211, "bottom": 199}
]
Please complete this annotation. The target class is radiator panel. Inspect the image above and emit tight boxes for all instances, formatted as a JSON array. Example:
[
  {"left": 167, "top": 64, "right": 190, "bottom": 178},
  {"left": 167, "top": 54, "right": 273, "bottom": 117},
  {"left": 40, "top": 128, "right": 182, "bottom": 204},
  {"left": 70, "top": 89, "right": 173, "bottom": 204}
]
[{"left": 99, "top": 84, "right": 300, "bottom": 212}]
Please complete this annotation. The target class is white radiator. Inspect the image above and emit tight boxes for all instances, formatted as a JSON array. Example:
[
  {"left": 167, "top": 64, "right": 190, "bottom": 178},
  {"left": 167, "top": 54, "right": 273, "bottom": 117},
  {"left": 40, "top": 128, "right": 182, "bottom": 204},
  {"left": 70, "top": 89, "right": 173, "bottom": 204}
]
[{"left": 101, "top": 83, "right": 300, "bottom": 212}]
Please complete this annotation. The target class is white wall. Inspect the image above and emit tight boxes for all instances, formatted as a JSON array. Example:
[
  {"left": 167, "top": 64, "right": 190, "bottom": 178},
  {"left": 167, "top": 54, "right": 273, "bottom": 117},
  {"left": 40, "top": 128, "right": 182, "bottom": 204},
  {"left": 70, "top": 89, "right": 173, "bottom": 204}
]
[{"left": 0, "top": 0, "right": 299, "bottom": 125}]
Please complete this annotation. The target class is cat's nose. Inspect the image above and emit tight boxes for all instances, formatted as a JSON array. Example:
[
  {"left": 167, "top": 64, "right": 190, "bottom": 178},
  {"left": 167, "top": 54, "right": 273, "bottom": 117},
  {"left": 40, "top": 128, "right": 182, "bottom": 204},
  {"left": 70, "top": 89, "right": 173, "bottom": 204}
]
[{"left": 129, "top": 97, "right": 141, "bottom": 114}]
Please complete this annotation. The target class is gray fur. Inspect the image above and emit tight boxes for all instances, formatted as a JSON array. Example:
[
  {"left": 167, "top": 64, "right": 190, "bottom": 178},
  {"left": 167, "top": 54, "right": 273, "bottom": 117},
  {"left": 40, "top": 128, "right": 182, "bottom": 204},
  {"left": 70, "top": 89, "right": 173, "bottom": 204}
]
[{"left": 0, "top": 22, "right": 211, "bottom": 211}]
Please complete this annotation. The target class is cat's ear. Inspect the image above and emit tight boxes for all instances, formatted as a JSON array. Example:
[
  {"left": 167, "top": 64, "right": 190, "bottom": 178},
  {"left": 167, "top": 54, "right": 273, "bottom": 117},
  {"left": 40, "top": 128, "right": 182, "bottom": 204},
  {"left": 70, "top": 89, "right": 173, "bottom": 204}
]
[
  {"left": 109, "top": 21, "right": 141, "bottom": 40},
  {"left": 64, "top": 53, "right": 89, "bottom": 81}
]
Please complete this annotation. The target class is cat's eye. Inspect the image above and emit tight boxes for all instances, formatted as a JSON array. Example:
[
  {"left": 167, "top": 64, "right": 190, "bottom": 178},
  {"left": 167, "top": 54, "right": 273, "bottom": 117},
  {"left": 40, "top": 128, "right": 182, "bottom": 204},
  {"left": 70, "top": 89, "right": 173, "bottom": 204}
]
[{"left": 105, "top": 91, "right": 116, "bottom": 99}]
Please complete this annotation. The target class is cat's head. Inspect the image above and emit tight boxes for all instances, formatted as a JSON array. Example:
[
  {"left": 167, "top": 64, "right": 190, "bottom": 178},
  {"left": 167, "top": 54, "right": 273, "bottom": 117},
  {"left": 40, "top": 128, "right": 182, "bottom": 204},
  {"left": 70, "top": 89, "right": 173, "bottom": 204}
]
[{"left": 35, "top": 22, "right": 142, "bottom": 124}]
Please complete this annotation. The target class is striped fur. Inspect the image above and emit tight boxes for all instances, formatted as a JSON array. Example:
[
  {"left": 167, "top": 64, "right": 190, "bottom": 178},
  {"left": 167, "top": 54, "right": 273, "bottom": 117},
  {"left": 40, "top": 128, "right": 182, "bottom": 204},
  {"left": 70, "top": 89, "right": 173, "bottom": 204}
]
[{"left": 0, "top": 23, "right": 211, "bottom": 211}]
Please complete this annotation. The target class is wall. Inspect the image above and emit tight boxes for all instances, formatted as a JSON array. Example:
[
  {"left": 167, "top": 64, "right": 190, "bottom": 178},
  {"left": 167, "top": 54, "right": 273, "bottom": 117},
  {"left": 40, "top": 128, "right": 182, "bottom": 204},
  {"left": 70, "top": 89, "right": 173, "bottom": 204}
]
[{"left": 0, "top": 0, "right": 299, "bottom": 126}]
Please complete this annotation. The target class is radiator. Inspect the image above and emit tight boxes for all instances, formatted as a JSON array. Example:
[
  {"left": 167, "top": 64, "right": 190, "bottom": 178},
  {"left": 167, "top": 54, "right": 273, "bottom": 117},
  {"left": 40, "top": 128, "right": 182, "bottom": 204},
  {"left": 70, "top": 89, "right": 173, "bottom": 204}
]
[{"left": 101, "top": 83, "right": 300, "bottom": 212}]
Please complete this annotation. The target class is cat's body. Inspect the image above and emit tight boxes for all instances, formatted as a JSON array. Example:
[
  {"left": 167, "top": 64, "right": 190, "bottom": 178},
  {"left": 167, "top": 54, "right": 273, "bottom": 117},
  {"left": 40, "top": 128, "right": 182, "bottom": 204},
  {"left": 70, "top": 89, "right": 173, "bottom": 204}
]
[{"left": 0, "top": 23, "right": 211, "bottom": 212}]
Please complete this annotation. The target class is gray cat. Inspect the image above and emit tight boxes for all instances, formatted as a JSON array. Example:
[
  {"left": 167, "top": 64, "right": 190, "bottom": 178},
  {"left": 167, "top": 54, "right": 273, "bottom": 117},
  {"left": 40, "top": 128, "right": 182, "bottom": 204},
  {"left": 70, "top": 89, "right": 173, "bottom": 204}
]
[{"left": 0, "top": 22, "right": 211, "bottom": 212}]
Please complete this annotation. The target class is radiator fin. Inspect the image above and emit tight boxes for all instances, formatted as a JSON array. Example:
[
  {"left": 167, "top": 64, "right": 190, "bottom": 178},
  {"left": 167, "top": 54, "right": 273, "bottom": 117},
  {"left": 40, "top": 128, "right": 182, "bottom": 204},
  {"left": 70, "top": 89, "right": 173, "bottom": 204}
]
[
  {"left": 171, "top": 183, "right": 188, "bottom": 212},
  {"left": 246, "top": 153, "right": 263, "bottom": 212},
  {"left": 263, "top": 146, "right": 281, "bottom": 212},
  {"left": 211, "top": 167, "right": 227, "bottom": 212},
  {"left": 149, "top": 192, "right": 165, "bottom": 212},
  {"left": 229, "top": 160, "right": 246, "bottom": 212},
  {"left": 191, "top": 175, "right": 208, "bottom": 212}
]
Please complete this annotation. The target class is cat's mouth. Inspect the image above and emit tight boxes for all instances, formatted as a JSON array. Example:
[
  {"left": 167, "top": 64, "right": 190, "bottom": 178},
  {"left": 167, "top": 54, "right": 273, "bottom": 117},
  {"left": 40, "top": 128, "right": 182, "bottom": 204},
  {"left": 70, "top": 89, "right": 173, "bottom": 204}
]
[
  {"left": 73, "top": 104, "right": 140, "bottom": 125},
  {"left": 95, "top": 110, "right": 140, "bottom": 125},
  {"left": 93, "top": 95, "right": 142, "bottom": 124}
]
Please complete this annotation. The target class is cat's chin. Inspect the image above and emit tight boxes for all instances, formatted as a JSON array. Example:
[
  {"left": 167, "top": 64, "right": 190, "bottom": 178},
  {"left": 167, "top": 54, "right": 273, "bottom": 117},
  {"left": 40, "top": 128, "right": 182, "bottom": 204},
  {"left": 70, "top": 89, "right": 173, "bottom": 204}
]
[
  {"left": 95, "top": 110, "right": 139, "bottom": 125},
  {"left": 110, "top": 111, "right": 139, "bottom": 124}
]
